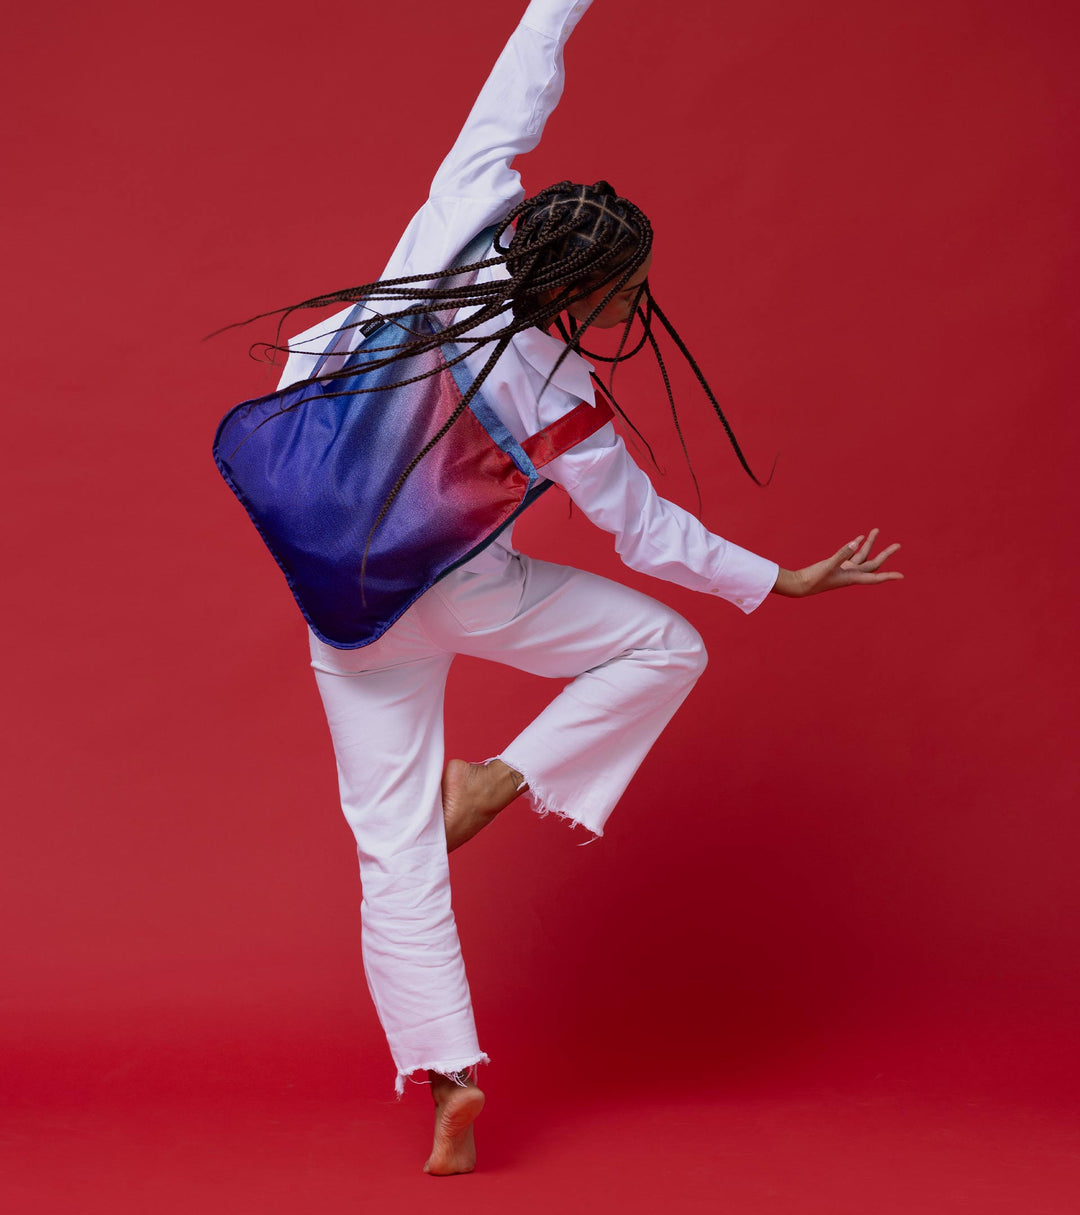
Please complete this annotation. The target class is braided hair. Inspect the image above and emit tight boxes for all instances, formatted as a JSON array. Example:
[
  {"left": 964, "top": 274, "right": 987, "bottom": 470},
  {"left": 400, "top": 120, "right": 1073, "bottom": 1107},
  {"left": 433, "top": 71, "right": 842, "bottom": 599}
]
[{"left": 213, "top": 181, "right": 767, "bottom": 563}]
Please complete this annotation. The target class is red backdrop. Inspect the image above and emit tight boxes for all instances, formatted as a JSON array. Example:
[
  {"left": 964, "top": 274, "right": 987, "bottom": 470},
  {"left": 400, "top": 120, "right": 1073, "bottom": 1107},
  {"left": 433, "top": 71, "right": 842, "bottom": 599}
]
[{"left": 4, "top": 0, "right": 1078, "bottom": 1210}]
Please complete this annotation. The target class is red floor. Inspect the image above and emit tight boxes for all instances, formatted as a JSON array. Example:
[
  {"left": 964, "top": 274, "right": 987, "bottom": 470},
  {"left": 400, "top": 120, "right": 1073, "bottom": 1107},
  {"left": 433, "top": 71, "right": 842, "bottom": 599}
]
[{"left": 6, "top": 1005, "right": 1078, "bottom": 1215}]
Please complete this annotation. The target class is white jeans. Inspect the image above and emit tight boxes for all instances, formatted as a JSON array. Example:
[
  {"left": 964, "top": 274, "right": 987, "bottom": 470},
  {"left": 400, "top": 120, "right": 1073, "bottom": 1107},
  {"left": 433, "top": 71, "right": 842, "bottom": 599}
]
[{"left": 309, "top": 554, "right": 707, "bottom": 1094}]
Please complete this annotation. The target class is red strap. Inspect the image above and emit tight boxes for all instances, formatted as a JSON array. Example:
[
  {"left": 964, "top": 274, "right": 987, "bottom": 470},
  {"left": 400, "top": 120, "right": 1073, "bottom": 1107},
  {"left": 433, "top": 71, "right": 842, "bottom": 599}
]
[{"left": 520, "top": 395, "right": 615, "bottom": 470}]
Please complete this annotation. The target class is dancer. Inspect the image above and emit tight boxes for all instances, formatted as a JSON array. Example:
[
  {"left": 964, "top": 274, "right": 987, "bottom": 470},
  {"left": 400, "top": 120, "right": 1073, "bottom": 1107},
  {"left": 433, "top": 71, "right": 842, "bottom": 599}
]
[{"left": 236, "top": 0, "right": 902, "bottom": 1176}]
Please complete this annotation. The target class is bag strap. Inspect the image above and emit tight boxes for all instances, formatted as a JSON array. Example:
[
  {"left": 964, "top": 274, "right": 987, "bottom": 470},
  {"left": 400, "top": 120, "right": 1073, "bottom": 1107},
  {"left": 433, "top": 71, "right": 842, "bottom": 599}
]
[
  {"left": 315, "top": 222, "right": 613, "bottom": 472},
  {"left": 311, "top": 226, "right": 500, "bottom": 378},
  {"left": 521, "top": 393, "right": 614, "bottom": 470}
]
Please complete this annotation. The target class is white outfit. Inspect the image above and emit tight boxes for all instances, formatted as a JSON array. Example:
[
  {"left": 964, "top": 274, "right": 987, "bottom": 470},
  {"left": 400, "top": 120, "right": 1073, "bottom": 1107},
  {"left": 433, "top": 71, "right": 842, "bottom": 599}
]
[{"left": 280, "top": 0, "right": 780, "bottom": 1095}]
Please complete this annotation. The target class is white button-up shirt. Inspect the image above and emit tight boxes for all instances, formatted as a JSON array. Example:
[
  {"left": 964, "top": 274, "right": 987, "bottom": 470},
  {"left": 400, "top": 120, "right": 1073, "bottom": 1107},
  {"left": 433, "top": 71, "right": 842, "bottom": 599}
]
[{"left": 279, "top": 0, "right": 779, "bottom": 614}]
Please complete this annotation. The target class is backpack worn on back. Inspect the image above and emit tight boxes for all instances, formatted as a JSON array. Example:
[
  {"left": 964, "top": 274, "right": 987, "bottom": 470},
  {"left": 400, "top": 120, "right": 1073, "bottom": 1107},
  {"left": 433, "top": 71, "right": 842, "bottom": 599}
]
[{"left": 212, "top": 303, "right": 612, "bottom": 649}]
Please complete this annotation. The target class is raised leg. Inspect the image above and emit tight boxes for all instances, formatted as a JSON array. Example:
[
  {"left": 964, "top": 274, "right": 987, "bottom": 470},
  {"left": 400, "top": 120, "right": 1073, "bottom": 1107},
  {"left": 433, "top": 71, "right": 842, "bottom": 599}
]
[
  {"left": 423, "top": 556, "right": 708, "bottom": 841},
  {"left": 441, "top": 758, "right": 526, "bottom": 852}
]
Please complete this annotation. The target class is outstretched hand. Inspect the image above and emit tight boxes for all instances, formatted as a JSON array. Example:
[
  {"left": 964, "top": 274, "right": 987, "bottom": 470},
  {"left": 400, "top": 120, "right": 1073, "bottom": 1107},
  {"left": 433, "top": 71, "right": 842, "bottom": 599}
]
[{"left": 771, "top": 528, "right": 903, "bottom": 597}]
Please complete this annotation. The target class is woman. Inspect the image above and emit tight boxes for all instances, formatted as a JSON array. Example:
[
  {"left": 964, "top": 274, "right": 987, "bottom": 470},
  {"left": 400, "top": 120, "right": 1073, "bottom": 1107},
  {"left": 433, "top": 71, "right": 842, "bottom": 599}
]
[{"left": 252, "top": 0, "right": 901, "bottom": 1176}]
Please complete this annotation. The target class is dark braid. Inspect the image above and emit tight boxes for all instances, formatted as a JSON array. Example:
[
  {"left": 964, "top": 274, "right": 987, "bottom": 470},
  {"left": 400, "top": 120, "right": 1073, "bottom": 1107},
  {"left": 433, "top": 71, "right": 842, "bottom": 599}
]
[
  {"left": 358, "top": 332, "right": 513, "bottom": 602},
  {"left": 211, "top": 181, "right": 653, "bottom": 391},
  {"left": 645, "top": 292, "right": 773, "bottom": 487},
  {"left": 637, "top": 294, "right": 703, "bottom": 514},
  {"left": 212, "top": 180, "right": 768, "bottom": 559}
]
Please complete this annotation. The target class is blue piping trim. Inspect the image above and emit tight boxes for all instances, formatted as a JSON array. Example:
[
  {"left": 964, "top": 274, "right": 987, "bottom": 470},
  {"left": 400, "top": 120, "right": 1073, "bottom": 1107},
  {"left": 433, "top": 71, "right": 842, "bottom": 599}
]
[{"left": 443, "top": 347, "right": 539, "bottom": 485}]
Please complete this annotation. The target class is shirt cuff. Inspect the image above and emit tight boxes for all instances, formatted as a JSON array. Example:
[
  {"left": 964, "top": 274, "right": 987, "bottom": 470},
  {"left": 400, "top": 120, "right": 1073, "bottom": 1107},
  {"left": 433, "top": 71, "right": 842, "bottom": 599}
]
[
  {"left": 707, "top": 546, "right": 780, "bottom": 615},
  {"left": 520, "top": 0, "right": 593, "bottom": 43}
]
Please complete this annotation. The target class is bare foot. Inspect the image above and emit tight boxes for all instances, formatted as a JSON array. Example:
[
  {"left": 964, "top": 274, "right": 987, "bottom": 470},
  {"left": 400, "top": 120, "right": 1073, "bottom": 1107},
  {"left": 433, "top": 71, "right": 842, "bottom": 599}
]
[
  {"left": 441, "top": 759, "right": 526, "bottom": 852},
  {"left": 423, "top": 1070, "right": 485, "bottom": 1176}
]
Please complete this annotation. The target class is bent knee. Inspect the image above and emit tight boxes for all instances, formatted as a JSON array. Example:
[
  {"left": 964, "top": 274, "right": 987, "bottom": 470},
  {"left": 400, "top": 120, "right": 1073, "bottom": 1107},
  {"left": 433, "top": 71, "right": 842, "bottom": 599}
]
[
  {"left": 681, "top": 626, "right": 709, "bottom": 681},
  {"left": 659, "top": 614, "right": 708, "bottom": 683}
]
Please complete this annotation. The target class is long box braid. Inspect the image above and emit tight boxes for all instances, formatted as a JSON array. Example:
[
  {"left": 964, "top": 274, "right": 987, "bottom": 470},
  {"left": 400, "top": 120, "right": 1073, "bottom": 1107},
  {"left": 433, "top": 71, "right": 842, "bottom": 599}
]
[{"left": 210, "top": 182, "right": 769, "bottom": 560}]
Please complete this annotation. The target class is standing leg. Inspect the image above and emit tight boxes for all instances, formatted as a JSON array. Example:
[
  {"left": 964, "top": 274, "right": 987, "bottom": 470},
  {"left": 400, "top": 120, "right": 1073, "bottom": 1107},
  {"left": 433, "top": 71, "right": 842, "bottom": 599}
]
[{"left": 309, "top": 625, "right": 490, "bottom": 1100}]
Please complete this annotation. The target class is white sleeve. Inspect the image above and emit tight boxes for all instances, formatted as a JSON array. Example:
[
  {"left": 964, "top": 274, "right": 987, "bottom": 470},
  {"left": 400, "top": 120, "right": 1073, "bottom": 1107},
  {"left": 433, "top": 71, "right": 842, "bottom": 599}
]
[
  {"left": 545, "top": 425, "right": 780, "bottom": 614},
  {"left": 278, "top": 0, "right": 593, "bottom": 389},
  {"left": 379, "top": 0, "right": 595, "bottom": 281}
]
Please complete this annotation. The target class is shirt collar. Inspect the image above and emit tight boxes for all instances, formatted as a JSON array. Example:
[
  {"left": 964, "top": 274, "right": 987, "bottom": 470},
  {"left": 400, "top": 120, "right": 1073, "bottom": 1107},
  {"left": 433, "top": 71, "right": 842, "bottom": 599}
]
[{"left": 513, "top": 326, "right": 597, "bottom": 405}]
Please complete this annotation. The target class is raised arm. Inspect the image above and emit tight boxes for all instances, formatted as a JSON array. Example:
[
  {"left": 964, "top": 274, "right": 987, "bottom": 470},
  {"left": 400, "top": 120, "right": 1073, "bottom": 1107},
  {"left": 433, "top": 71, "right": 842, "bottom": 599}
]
[
  {"left": 279, "top": 0, "right": 593, "bottom": 387},
  {"left": 380, "top": 0, "right": 595, "bottom": 281}
]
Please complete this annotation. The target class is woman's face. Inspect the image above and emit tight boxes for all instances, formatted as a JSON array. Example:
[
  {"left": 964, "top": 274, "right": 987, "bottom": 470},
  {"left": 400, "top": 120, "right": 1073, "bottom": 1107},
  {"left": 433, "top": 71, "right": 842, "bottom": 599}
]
[{"left": 566, "top": 249, "right": 653, "bottom": 329}]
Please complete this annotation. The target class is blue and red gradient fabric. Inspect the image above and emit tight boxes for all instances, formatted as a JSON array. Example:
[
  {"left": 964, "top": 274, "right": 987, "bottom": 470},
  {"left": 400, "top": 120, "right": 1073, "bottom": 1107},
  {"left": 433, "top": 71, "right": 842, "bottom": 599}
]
[{"left": 213, "top": 316, "right": 612, "bottom": 648}]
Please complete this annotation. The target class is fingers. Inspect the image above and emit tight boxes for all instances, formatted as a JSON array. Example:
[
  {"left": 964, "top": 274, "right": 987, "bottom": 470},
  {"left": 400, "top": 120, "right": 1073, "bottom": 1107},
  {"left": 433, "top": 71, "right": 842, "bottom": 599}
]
[
  {"left": 850, "top": 570, "right": 904, "bottom": 583},
  {"left": 852, "top": 527, "right": 878, "bottom": 564},
  {"left": 814, "top": 531, "right": 905, "bottom": 592},
  {"left": 832, "top": 536, "right": 864, "bottom": 570},
  {"left": 840, "top": 529, "right": 903, "bottom": 572},
  {"left": 862, "top": 541, "right": 901, "bottom": 572},
  {"left": 835, "top": 528, "right": 904, "bottom": 586}
]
